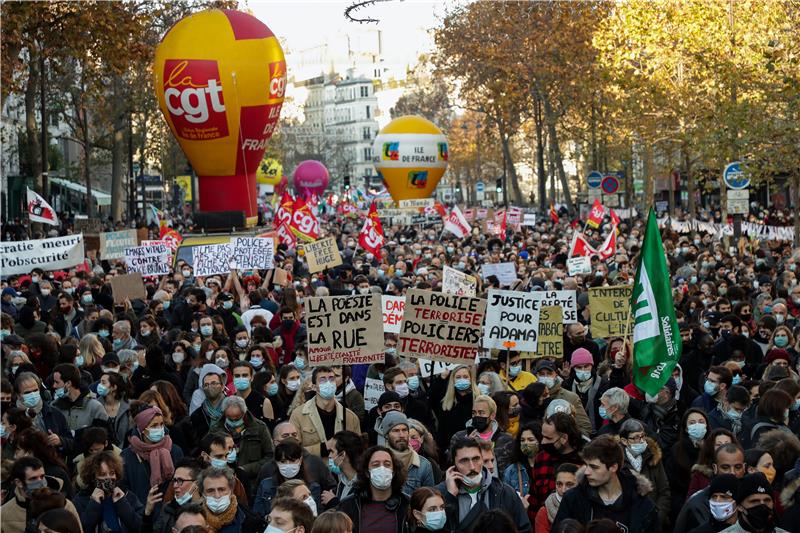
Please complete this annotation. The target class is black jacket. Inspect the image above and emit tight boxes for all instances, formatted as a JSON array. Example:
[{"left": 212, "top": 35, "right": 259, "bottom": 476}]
[
  {"left": 337, "top": 489, "right": 409, "bottom": 533},
  {"left": 553, "top": 469, "right": 661, "bottom": 533},
  {"left": 435, "top": 473, "right": 531, "bottom": 533}
]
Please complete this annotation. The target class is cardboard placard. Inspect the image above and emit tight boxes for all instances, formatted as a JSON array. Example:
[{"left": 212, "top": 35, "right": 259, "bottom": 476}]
[
  {"left": 398, "top": 289, "right": 486, "bottom": 365},
  {"left": 231, "top": 237, "right": 274, "bottom": 270},
  {"left": 74, "top": 218, "right": 103, "bottom": 235},
  {"left": 273, "top": 267, "right": 289, "bottom": 287},
  {"left": 306, "top": 294, "right": 385, "bottom": 366},
  {"left": 536, "top": 306, "right": 563, "bottom": 359},
  {"left": 533, "top": 290, "right": 578, "bottom": 323},
  {"left": 442, "top": 266, "right": 477, "bottom": 296},
  {"left": 125, "top": 243, "right": 170, "bottom": 276},
  {"left": 0, "top": 234, "right": 85, "bottom": 275},
  {"left": 100, "top": 230, "right": 138, "bottom": 260},
  {"left": 381, "top": 295, "right": 405, "bottom": 334},
  {"left": 589, "top": 285, "right": 633, "bottom": 339},
  {"left": 567, "top": 256, "right": 592, "bottom": 276},
  {"left": 483, "top": 289, "right": 540, "bottom": 352},
  {"left": 110, "top": 272, "right": 146, "bottom": 303},
  {"left": 304, "top": 237, "right": 343, "bottom": 274},
  {"left": 481, "top": 262, "right": 517, "bottom": 286},
  {"left": 363, "top": 377, "right": 385, "bottom": 411},
  {"left": 193, "top": 243, "right": 233, "bottom": 276}
]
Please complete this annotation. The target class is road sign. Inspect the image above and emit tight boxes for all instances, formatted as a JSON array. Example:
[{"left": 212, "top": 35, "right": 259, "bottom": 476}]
[
  {"left": 727, "top": 189, "right": 749, "bottom": 214},
  {"left": 601, "top": 175, "right": 619, "bottom": 194},
  {"left": 475, "top": 181, "right": 485, "bottom": 193},
  {"left": 587, "top": 171, "right": 603, "bottom": 189},
  {"left": 723, "top": 162, "right": 750, "bottom": 190}
]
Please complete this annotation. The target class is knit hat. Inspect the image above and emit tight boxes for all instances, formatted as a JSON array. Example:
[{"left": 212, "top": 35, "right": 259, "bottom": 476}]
[
  {"left": 378, "top": 391, "right": 401, "bottom": 408},
  {"left": 379, "top": 410, "right": 409, "bottom": 436},
  {"left": 709, "top": 474, "right": 738, "bottom": 498},
  {"left": 570, "top": 348, "right": 593, "bottom": 367},
  {"left": 736, "top": 473, "right": 772, "bottom": 503},
  {"left": 765, "top": 349, "right": 791, "bottom": 365}
]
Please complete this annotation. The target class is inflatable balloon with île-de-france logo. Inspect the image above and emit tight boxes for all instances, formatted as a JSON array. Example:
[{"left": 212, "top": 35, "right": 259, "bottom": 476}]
[
  {"left": 372, "top": 115, "right": 448, "bottom": 202},
  {"left": 153, "top": 9, "right": 286, "bottom": 226},
  {"left": 293, "top": 160, "right": 330, "bottom": 198}
]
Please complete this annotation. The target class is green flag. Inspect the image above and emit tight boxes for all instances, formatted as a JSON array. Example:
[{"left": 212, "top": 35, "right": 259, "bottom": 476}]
[{"left": 631, "top": 208, "right": 682, "bottom": 396}]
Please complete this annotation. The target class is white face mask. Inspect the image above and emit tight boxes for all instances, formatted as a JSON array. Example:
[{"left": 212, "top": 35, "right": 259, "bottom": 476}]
[
  {"left": 278, "top": 462, "right": 301, "bottom": 479},
  {"left": 304, "top": 495, "right": 317, "bottom": 516},
  {"left": 286, "top": 379, "right": 300, "bottom": 392},
  {"left": 709, "top": 500, "right": 736, "bottom": 521},
  {"left": 369, "top": 466, "right": 393, "bottom": 490}
]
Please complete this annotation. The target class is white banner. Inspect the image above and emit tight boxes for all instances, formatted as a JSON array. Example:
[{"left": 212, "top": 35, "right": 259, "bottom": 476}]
[
  {"left": 381, "top": 295, "right": 405, "bottom": 334},
  {"left": 1, "top": 234, "right": 85, "bottom": 275},
  {"left": 483, "top": 289, "right": 540, "bottom": 351},
  {"left": 442, "top": 266, "right": 477, "bottom": 296},
  {"left": 231, "top": 237, "right": 274, "bottom": 270},
  {"left": 193, "top": 243, "right": 234, "bottom": 276},
  {"left": 125, "top": 244, "right": 170, "bottom": 276},
  {"left": 567, "top": 256, "right": 592, "bottom": 276},
  {"left": 481, "top": 262, "right": 517, "bottom": 286},
  {"left": 363, "top": 377, "right": 385, "bottom": 411},
  {"left": 533, "top": 290, "right": 578, "bottom": 324}
]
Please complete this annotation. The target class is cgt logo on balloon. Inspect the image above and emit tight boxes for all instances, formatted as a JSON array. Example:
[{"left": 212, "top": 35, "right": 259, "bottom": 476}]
[{"left": 163, "top": 60, "right": 229, "bottom": 140}]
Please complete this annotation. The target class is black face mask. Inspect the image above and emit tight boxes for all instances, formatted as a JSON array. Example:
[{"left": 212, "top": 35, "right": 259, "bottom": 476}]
[
  {"left": 0, "top": 401, "right": 11, "bottom": 412},
  {"left": 471, "top": 416, "right": 489, "bottom": 432},
  {"left": 541, "top": 441, "right": 562, "bottom": 456},
  {"left": 740, "top": 504, "right": 775, "bottom": 532}
]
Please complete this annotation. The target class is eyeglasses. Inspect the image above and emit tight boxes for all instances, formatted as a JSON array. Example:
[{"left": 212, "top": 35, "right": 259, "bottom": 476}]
[{"left": 172, "top": 477, "right": 195, "bottom": 485}]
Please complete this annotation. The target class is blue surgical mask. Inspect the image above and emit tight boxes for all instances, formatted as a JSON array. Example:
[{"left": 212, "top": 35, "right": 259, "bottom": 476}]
[
  {"left": 477, "top": 383, "right": 490, "bottom": 395},
  {"left": 140, "top": 329, "right": 151, "bottom": 337},
  {"left": 205, "top": 494, "right": 231, "bottom": 514},
  {"left": 423, "top": 510, "right": 447, "bottom": 530},
  {"left": 175, "top": 486, "right": 194, "bottom": 506},
  {"left": 764, "top": 305, "right": 773, "bottom": 314},
  {"left": 328, "top": 455, "right": 341, "bottom": 475},
  {"left": 774, "top": 335, "right": 789, "bottom": 347},
  {"left": 96, "top": 383, "right": 109, "bottom": 397},
  {"left": 407, "top": 375, "right": 420, "bottom": 391},
  {"left": 200, "top": 325, "right": 213, "bottom": 337},
  {"left": 226, "top": 418, "right": 245, "bottom": 429},
  {"left": 163, "top": 300, "right": 171, "bottom": 309},
  {"left": 22, "top": 391, "right": 41, "bottom": 407},
  {"left": 147, "top": 426, "right": 165, "bottom": 442},
  {"left": 629, "top": 442, "right": 648, "bottom": 456},
  {"left": 598, "top": 406, "right": 610, "bottom": 420},
  {"left": 454, "top": 378, "right": 471, "bottom": 391},
  {"left": 223, "top": 301, "right": 233, "bottom": 310},
  {"left": 319, "top": 381, "right": 337, "bottom": 400},
  {"left": 0, "top": 329, "right": 9, "bottom": 340},
  {"left": 74, "top": 355, "right": 85, "bottom": 368},
  {"left": 509, "top": 364, "right": 522, "bottom": 378},
  {"left": 792, "top": 398, "right": 800, "bottom": 411},
  {"left": 704, "top": 380, "right": 718, "bottom": 396},
  {"left": 575, "top": 370, "right": 592, "bottom": 382},
  {"left": 54, "top": 387, "right": 66, "bottom": 400},
  {"left": 0, "top": 424, "right": 7, "bottom": 438},
  {"left": 687, "top": 422, "right": 707, "bottom": 440},
  {"left": 112, "top": 338, "right": 123, "bottom": 349},
  {"left": 732, "top": 374, "right": 742, "bottom": 385},
  {"left": 98, "top": 329, "right": 109, "bottom": 338},
  {"left": 538, "top": 376, "right": 555, "bottom": 389},
  {"left": 250, "top": 356, "right": 263, "bottom": 368},
  {"left": 227, "top": 449, "right": 237, "bottom": 463},
  {"left": 294, "top": 357, "right": 306, "bottom": 370},
  {"left": 233, "top": 377, "right": 250, "bottom": 391},
  {"left": 727, "top": 409, "right": 742, "bottom": 420},
  {"left": 210, "top": 457, "right": 227, "bottom": 469},
  {"left": 267, "top": 382, "right": 279, "bottom": 396}
]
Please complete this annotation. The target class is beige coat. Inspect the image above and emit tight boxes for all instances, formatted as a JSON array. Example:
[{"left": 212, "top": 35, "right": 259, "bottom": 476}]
[
  {"left": 289, "top": 397, "right": 361, "bottom": 456},
  {"left": 550, "top": 384, "right": 592, "bottom": 436},
  {"left": 1, "top": 482, "right": 83, "bottom": 533}
]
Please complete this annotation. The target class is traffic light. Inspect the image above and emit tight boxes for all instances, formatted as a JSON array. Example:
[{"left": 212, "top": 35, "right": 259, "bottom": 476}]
[
  {"left": 343, "top": 175, "right": 350, "bottom": 190},
  {"left": 496, "top": 178, "right": 503, "bottom": 194}
]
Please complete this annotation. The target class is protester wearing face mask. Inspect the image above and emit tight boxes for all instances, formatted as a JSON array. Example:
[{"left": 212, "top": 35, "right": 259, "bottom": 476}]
[
  {"left": 563, "top": 323, "right": 600, "bottom": 368},
  {"left": 378, "top": 367, "right": 433, "bottom": 435},
  {"left": 271, "top": 307, "right": 306, "bottom": 367},
  {"left": 529, "top": 413, "right": 585, "bottom": 514},
  {"left": 209, "top": 395, "right": 273, "bottom": 484},
  {"left": 408, "top": 487, "right": 451, "bottom": 532},
  {"left": 51, "top": 363, "right": 109, "bottom": 435},
  {"left": 687, "top": 474, "right": 739, "bottom": 533},
  {"left": 534, "top": 360, "right": 592, "bottom": 436},
  {"left": 501, "top": 423, "right": 541, "bottom": 501},
  {"left": 534, "top": 463, "right": 578, "bottom": 533},
  {"left": 619, "top": 419, "right": 671, "bottom": 528},
  {"left": 289, "top": 366, "right": 361, "bottom": 457},
  {"left": 447, "top": 395, "right": 514, "bottom": 477},
  {"left": 723, "top": 473, "right": 789, "bottom": 533},
  {"left": 73, "top": 450, "right": 143, "bottom": 533},
  {"left": 693, "top": 366, "right": 732, "bottom": 413},
  {"left": 336, "top": 446, "right": 410, "bottom": 531},
  {"left": 253, "top": 439, "right": 317, "bottom": 517},
  {"left": 141, "top": 459, "right": 202, "bottom": 533},
  {"left": 0, "top": 456, "right": 82, "bottom": 533},
  {"left": 111, "top": 321, "right": 138, "bottom": 352},
  {"left": 564, "top": 348, "right": 610, "bottom": 432},
  {"left": 708, "top": 385, "right": 751, "bottom": 441},
  {"left": 198, "top": 467, "right": 264, "bottom": 533},
  {"left": 429, "top": 365, "right": 477, "bottom": 453},
  {"left": 499, "top": 351, "right": 537, "bottom": 392},
  {"left": 13, "top": 372, "right": 72, "bottom": 453}
]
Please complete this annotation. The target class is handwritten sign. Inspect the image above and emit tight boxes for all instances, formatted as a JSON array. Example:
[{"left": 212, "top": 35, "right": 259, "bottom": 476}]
[
  {"left": 306, "top": 294, "right": 384, "bottom": 366},
  {"left": 522, "top": 213, "right": 537, "bottom": 227},
  {"left": 398, "top": 289, "right": 486, "bottom": 365},
  {"left": 381, "top": 295, "right": 405, "bottom": 334},
  {"left": 193, "top": 243, "right": 233, "bottom": 277},
  {"left": 536, "top": 306, "right": 563, "bottom": 359},
  {"left": 304, "top": 237, "right": 343, "bottom": 274},
  {"left": 533, "top": 290, "right": 578, "bottom": 323},
  {"left": 124, "top": 244, "right": 169, "bottom": 276},
  {"left": 589, "top": 285, "right": 632, "bottom": 339},
  {"left": 363, "top": 377, "right": 385, "bottom": 411},
  {"left": 442, "top": 266, "right": 477, "bottom": 296},
  {"left": 567, "top": 256, "right": 592, "bottom": 276},
  {"left": 100, "top": 230, "right": 138, "bottom": 259},
  {"left": 484, "top": 289, "right": 540, "bottom": 352},
  {"left": 232, "top": 237, "right": 274, "bottom": 270},
  {"left": 481, "top": 262, "right": 517, "bottom": 286},
  {"left": 416, "top": 357, "right": 459, "bottom": 377}
]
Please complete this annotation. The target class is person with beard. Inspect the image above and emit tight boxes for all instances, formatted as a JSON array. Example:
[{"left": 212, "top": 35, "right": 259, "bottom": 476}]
[
  {"left": 380, "top": 411, "right": 434, "bottom": 498},
  {"left": 436, "top": 437, "right": 531, "bottom": 533},
  {"left": 563, "top": 348, "right": 609, "bottom": 433},
  {"left": 552, "top": 435, "right": 660, "bottom": 533},
  {"left": 447, "top": 394, "right": 514, "bottom": 476},
  {"left": 562, "top": 323, "right": 601, "bottom": 366},
  {"left": 174, "top": 289, "right": 213, "bottom": 331},
  {"left": 719, "top": 473, "right": 789, "bottom": 533},
  {"left": 681, "top": 332, "right": 717, "bottom": 393},
  {"left": 179, "top": 365, "right": 228, "bottom": 456},
  {"left": 534, "top": 360, "right": 591, "bottom": 436},
  {"left": 693, "top": 366, "right": 733, "bottom": 413},
  {"left": 529, "top": 413, "right": 585, "bottom": 513},
  {"left": 51, "top": 292, "right": 83, "bottom": 340},
  {"left": 752, "top": 316, "right": 776, "bottom": 356},
  {"left": 639, "top": 378, "right": 680, "bottom": 454}
]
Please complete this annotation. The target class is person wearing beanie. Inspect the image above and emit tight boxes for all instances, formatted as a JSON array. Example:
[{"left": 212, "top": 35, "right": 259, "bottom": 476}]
[
  {"left": 687, "top": 474, "right": 739, "bottom": 533},
  {"left": 717, "top": 473, "right": 789, "bottom": 533},
  {"left": 498, "top": 351, "right": 537, "bottom": 392},
  {"left": 366, "top": 391, "right": 403, "bottom": 447},
  {"left": 380, "top": 410, "right": 435, "bottom": 497},
  {"left": 563, "top": 347, "right": 610, "bottom": 432}
]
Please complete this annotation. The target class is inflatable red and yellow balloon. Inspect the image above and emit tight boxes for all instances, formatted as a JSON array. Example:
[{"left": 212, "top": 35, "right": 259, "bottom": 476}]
[
  {"left": 372, "top": 115, "right": 449, "bottom": 202},
  {"left": 154, "top": 9, "right": 285, "bottom": 225}
]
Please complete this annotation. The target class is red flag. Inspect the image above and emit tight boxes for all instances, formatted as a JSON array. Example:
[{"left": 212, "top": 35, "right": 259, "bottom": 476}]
[
  {"left": 549, "top": 204, "right": 559, "bottom": 223},
  {"left": 289, "top": 197, "right": 320, "bottom": 242},
  {"left": 358, "top": 202, "right": 385, "bottom": 256},
  {"left": 587, "top": 199, "right": 605, "bottom": 228},
  {"left": 596, "top": 224, "right": 617, "bottom": 261},
  {"left": 159, "top": 227, "right": 183, "bottom": 254},
  {"left": 610, "top": 208, "right": 620, "bottom": 227},
  {"left": 569, "top": 231, "right": 598, "bottom": 257},
  {"left": 424, "top": 201, "right": 446, "bottom": 218},
  {"left": 274, "top": 192, "right": 294, "bottom": 229},
  {"left": 276, "top": 222, "right": 296, "bottom": 248},
  {"left": 500, "top": 209, "right": 508, "bottom": 236}
]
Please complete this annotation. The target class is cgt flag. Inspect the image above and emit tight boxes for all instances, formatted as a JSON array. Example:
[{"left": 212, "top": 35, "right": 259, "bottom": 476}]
[
  {"left": 358, "top": 201, "right": 385, "bottom": 256},
  {"left": 587, "top": 199, "right": 605, "bottom": 228},
  {"left": 631, "top": 208, "right": 682, "bottom": 396},
  {"left": 443, "top": 205, "right": 471, "bottom": 238},
  {"left": 27, "top": 188, "right": 59, "bottom": 226}
]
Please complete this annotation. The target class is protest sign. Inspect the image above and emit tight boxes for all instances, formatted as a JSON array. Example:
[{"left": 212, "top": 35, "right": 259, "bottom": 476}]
[
  {"left": 536, "top": 306, "right": 563, "bottom": 358},
  {"left": 110, "top": 272, "right": 146, "bottom": 303},
  {"left": 363, "top": 378, "right": 385, "bottom": 411},
  {"left": 522, "top": 213, "right": 537, "bottom": 227},
  {"left": 304, "top": 236, "right": 342, "bottom": 273},
  {"left": 417, "top": 357, "right": 460, "bottom": 377},
  {"left": 231, "top": 237, "right": 274, "bottom": 270},
  {"left": 381, "top": 295, "right": 405, "bottom": 334},
  {"left": 74, "top": 218, "right": 102, "bottom": 235},
  {"left": 124, "top": 243, "right": 170, "bottom": 276},
  {"left": 398, "top": 289, "right": 486, "bottom": 365},
  {"left": 273, "top": 267, "right": 290, "bottom": 287},
  {"left": 589, "top": 285, "right": 633, "bottom": 339},
  {"left": 192, "top": 243, "right": 233, "bottom": 276},
  {"left": 100, "top": 230, "right": 138, "bottom": 259},
  {"left": 0, "top": 234, "right": 85, "bottom": 275},
  {"left": 306, "top": 294, "right": 384, "bottom": 366},
  {"left": 442, "top": 266, "right": 477, "bottom": 296},
  {"left": 533, "top": 290, "right": 578, "bottom": 323},
  {"left": 567, "top": 256, "right": 592, "bottom": 276},
  {"left": 481, "top": 262, "right": 517, "bottom": 286},
  {"left": 483, "top": 289, "right": 540, "bottom": 351}
]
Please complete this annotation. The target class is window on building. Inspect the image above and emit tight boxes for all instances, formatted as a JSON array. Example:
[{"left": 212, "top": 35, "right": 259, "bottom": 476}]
[
  {"left": 365, "top": 105, "right": 371, "bottom": 118},
  {"left": 360, "top": 86, "right": 369, "bottom": 97},
  {"left": 363, "top": 147, "right": 372, "bottom": 161},
  {"left": 362, "top": 126, "right": 371, "bottom": 140}
]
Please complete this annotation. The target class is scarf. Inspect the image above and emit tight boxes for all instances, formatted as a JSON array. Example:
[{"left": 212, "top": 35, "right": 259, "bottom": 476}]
[
  {"left": 204, "top": 495, "right": 239, "bottom": 533},
  {"left": 335, "top": 379, "right": 356, "bottom": 402},
  {"left": 544, "top": 492, "right": 561, "bottom": 523},
  {"left": 626, "top": 448, "right": 643, "bottom": 472},
  {"left": 128, "top": 433, "right": 175, "bottom": 486},
  {"left": 392, "top": 446, "right": 416, "bottom": 470},
  {"left": 204, "top": 399, "right": 224, "bottom": 424},
  {"left": 575, "top": 376, "right": 594, "bottom": 394}
]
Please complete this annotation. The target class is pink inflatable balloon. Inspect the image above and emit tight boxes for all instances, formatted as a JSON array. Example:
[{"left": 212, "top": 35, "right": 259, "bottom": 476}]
[{"left": 293, "top": 160, "right": 329, "bottom": 197}]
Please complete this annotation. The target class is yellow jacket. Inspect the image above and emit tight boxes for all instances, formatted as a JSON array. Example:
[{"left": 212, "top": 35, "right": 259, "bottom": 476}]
[{"left": 499, "top": 370, "right": 537, "bottom": 392}]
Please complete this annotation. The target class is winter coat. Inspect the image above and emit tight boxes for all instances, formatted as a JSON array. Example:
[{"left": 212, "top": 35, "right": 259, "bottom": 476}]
[
  {"left": 553, "top": 469, "right": 661, "bottom": 533},
  {"left": 72, "top": 488, "right": 144, "bottom": 533},
  {"left": 564, "top": 373, "right": 610, "bottom": 432},
  {"left": 674, "top": 486, "right": 711, "bottom": 533},
  {"left": 289, "top": 397, "right": 361, "bottom": 456},
  {"left": 0, "top": 478, "right": 83, "bottom": 533},
  {"left": 119, "top": 440, "right": 184, "bottom": 503},
  {"left": 449, "top": 420, "right": 514, "bottom": 476},
  {"left": 780, "top": 461, "right": 800, "bottom": 532},
  {"left": 50, "top": 388, "right": 109, "bottom": 437},
  {"left": 686, "top": 464, "right": 713, "bottom": 501},
  {"left": 624, "top": 437, "right": 671, "bottom": 528},
  {"left": 429, "top": 376, "right": 473, "bottom": 451},
  {"left": 435, "top": 468, "right": 531, "bottom": 533},
  {"left": 337, "top": 489, "right": 409, "bottom": 533},
  {"left": 548, "top": 382, "right": 592, "bottom": 436},
  {"left": 253, "top": 476, "right": 321, "bottom": 517},
  {"left": 209, "top": 411, "right": 274, "bottom": 480}
]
